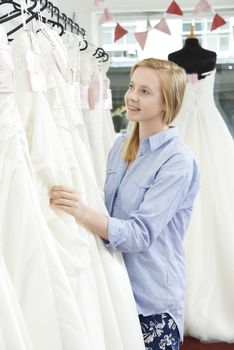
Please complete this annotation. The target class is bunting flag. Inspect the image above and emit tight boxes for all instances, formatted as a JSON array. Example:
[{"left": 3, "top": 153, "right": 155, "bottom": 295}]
[
  {"left": 134, "top": 31, "right": 148, "bottom": 50},
  {"left": 114, "top": 23, "right": 128, "bottom": 42},
  {"left": 94, "top": 0, "right": 104, "bottom": 6},
  {"left": 99, "top": 8, "right": 113, "bottom": 24},
  {"left": 154, "top": 17, "right": 171, "bottom": 35},
  {"left": 192, "top": 0, "right": 212, "bottom": 15},
  {"left": 166, "top": 1, "right": 183, "bottom": 16},
  {"left": 211, "top": 13, "right": 226, "bottom": 31}
]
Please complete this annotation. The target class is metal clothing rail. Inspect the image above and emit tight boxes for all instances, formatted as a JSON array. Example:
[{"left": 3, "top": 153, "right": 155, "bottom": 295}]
[{"left": 0, "top": 0, "right": 86, "bottom": 38}]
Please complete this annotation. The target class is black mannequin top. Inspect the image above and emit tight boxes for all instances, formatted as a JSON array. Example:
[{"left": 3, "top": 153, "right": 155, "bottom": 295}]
[{"left": 168, "top": 37, "right": 217, "bottom": 75}]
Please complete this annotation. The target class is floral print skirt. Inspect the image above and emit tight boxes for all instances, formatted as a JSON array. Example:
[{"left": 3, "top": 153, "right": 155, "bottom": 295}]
[{"left": 139, "top": 313, "right": 180, "bottom": 350}]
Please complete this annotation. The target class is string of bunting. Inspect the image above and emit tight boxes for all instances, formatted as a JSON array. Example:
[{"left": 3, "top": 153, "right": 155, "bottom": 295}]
[{"left": 95, "top": 0, "right": 227, "bottom": 50}]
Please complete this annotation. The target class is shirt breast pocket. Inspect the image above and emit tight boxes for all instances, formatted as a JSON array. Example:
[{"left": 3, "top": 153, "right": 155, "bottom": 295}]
[{"left": 124, "top": 178, "right": 153, "bottom": 214}]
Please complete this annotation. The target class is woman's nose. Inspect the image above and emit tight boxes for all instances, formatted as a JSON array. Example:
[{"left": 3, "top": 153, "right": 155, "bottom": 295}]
[{"left": 128, "top": 91, "right": 139, "bottom": 102}]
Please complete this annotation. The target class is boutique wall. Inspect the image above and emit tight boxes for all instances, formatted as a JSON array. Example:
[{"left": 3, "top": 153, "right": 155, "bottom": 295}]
[{"left": 55, "top": 0, "right": 234, "bottom": 42}]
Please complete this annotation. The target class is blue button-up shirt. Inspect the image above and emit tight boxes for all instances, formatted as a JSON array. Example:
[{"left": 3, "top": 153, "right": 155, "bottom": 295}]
[{"left": 104, "top": 127, "right": 199, "bottom": 340}]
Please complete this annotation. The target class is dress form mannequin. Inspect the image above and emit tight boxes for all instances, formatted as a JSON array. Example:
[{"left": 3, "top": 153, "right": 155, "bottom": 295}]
[{"left": 168, "top": 26, "right": 217, "bottom": 76}]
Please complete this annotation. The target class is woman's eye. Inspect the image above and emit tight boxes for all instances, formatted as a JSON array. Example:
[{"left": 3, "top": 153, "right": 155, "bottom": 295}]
[
  {"left": 128, "top": 83, "right": 133, "bottom": 90},
  {"left": 143, "top": 89, "right": 149, "bottom": 95}
]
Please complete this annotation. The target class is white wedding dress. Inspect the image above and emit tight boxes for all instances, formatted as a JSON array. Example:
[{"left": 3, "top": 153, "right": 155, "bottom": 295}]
[
  {"left": 61, "top": 35, "right": 145, "bottom": 348},
  {"left": 101, "top": 58, "right": 116, "bottom": 160},
  {"left": 80, "top": 47, "right": 108, "bottom": 189},
  {"left": 10, "top": 30, "right": 97, "bottom": 350},
  {"left": 173, "top": 70, "right": 234, "bottom": 342},
  {"left": 0, "top": 254, "right": 34, "bottom": 350},
  {"left": 11, "top": 27, "right": 144, "bottom": 350},
  {"left": 38, "top": 28, "right": 145, "bottom": 350}
]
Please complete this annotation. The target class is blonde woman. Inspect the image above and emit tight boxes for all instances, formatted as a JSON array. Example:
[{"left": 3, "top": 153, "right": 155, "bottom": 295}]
[{"left": 50, "top": 58, "right": 199, "bottom": 350}]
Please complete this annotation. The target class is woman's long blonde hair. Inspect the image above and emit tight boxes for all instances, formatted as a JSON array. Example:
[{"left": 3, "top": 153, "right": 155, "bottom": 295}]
[{"left": 123, "top": 58, "right": 186, "bottom": 162}]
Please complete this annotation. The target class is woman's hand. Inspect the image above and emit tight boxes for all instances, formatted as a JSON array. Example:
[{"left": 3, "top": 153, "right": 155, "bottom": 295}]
[
  {"left": 50, "top": 185, "right": 86, "bottom": 222},
  {"left": 50, "top": 185, "right": 109, "bottom": 240}
]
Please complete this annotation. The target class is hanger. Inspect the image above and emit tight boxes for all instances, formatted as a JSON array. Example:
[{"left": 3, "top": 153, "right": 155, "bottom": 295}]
[
  {"left": 102, "top": 52, "right": 109, "bottom": 62},
  {"left": 40, "top": 0, "right": 49, "bottom": 12},
  {"left": 73, "top": 22, "right": 80, "bottom": 35},
  {"left": 49, "top": 4, "right": 64, "bottom": 35},
  {"left": 93, "top": 47, "right": 109, "bottom": 61},
  {"left": 0, "top": 1, "right": 20, "bottom": 23},
  {"left": 60, "top": 12, "right": 67, "bottom": 30},
  {"left": 0, "top": 0, "right": 37, "bottom": 24},
  {"left": 79, "top": 27, "right": 86, "bottom": 38},
  {"left": 92, "top": 47, "right": 104, "bottom": 57},
  {"left": 6, "top": 0, "right": 40, "bottom": 38},
  {"left": 67, "top": 17, "right": 74, "bottom": 33},
  {"left": 3, "top": 0, "right": 82, "bottom": 40},
  {"left": 6, "top": 0, "right": 64, "bottom": 39},
  {"left": 79, "top": 39, "right": 88, "bottom": 51},
  {"left": 92, "top": 47, "right": 109, "bottom": 64}
]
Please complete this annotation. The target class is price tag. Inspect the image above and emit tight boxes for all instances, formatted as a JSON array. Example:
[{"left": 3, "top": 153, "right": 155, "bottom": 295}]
[
  {"left": 26, "top": 49, "right": 46, "bottom": 92},
  {"left": 0, "top": 48, "right": 14, "bottom": 93}
]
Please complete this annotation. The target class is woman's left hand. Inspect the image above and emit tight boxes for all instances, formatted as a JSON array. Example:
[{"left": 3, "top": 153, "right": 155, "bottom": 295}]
[
  {"left": 50, "top": 185, "right": 108, "bottom": 240},
  {"left": 50, "top": 185, "right": 86, "bottom": 221}
]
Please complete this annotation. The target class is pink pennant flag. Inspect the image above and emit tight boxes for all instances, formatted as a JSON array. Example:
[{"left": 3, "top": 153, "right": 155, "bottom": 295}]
[
  {"left": 192, "top": 0, "right": 212, "bottom": 15},
  {"left": 114, "top": 23, "right": 128, "bottom": 42},
  {"left": 211, "top": 13, "right": 226, "bottom": 31},
  {"left": 166, "top": 1, "right": 183, "bottom": 16},
  {"left": 99, "top": 8, "right": 113, "bottom": 24},
  {"left": 94, "top": 0, "right": 104, "bottom": 6},
  {"left": 154, "top": 17, "right": 171, "bottom": 35},
  {"left": 134, "top": 31, "right": 148, "bottom": 50}
]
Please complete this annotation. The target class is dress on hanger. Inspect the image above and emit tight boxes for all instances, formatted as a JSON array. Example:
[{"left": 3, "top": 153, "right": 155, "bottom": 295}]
[
  {"left": 101, "top": 57, "right": 116, "bottom": 160},
  {"left": 0, "top": 254, "right": 34, "bottom": 350},
  {"left": 10, "top": 29, "right": 95, "bottom": 350},
  {"left": 172, "top": 69, "right": 234, "bottom": 342},
  {"left": 80, "top": 47, "right": 108, "bottom": 189},
  {"left": 37, "top": 28, "right": 111, "bottom": 350},
  {"left": 0, "top": 53, "right": 91, "bottom": 350},
  {"left": 62, "top": 31, "right": 91, "bottom": 149},
  {"left": 11, "top": 29, "right": 91, "bottom": 275},
  {"left": 36, "top": 27, "right": 145, "bottom": 350}
]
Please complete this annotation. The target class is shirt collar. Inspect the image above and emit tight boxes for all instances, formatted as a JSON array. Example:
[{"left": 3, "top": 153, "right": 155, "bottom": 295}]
[
  {"left": 136, "top": 126, "right": 179, "bottom": 158},
  {"left": 147, "top": 126, "right": 178, "bottom": 152}
]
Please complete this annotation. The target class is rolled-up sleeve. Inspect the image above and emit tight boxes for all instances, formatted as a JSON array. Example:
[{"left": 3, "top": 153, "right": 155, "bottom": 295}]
[{"left": 104, "top": 155, "right": 197, "bottom": 253}]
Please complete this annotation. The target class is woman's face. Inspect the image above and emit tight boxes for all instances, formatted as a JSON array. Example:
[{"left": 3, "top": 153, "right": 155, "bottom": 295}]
[{"left": 124, "top": 67, "right": 166, "bottom": 125}]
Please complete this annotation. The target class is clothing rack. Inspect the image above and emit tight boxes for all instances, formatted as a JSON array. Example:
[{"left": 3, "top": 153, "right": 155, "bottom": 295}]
[
  {"left": 0, "top": 0, "right": 86, "bottom": 38},
  {"left": 0, "top": 0, "right": 109, "bottom": 61},
  {"left": 40, "top": 0, "right": 86, "bottom": 37}
]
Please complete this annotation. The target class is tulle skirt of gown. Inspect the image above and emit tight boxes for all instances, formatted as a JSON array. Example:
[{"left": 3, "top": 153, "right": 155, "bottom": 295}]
[{"left": 173, "top": 70, "right": 234, "bottom": 342}]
